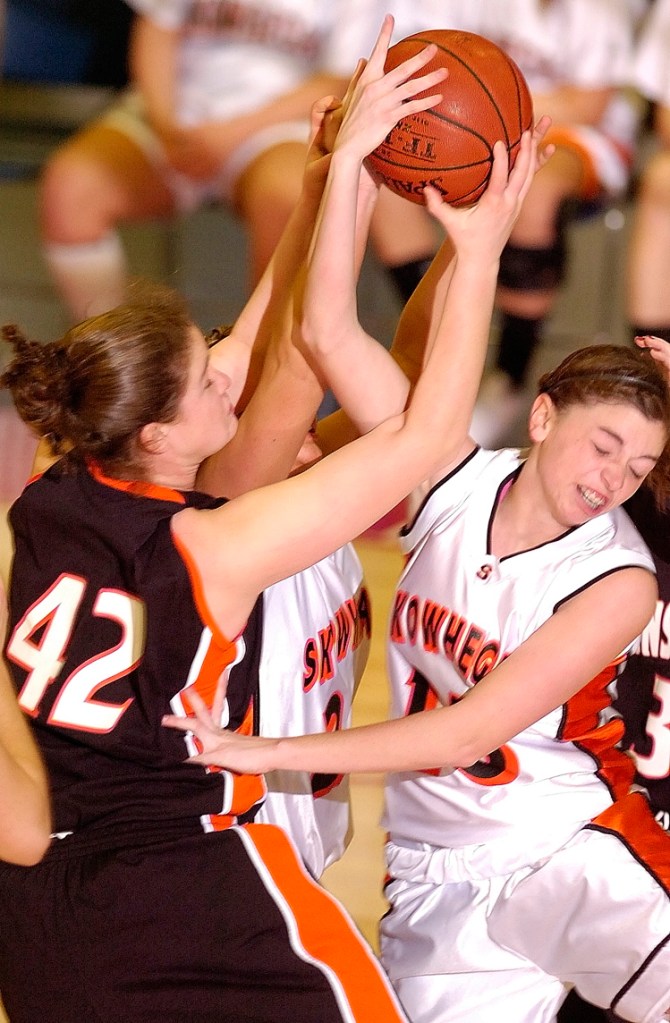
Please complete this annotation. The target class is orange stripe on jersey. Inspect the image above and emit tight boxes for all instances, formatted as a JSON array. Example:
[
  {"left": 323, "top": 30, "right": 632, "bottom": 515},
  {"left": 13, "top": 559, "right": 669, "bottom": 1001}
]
[
  {"left": 169, "top": 562, "right": 265, "bottom": 829},
  {"left": 590, "top": 792, "right": 670, "bottom": 895},
  {"left": 172, "top": 529, "right": 239, "bottom": 651},
  {"left": 88, "top": 460, "right": 187, "bottom": 504},
  {"left": 560, "top": 657, "right": 636, "bottom": 799},
  {"left": 241, "top": 823, "right": 408, "bottom": 1023},
  {"left": 184, "top": 656, "right": 265, "bottom": 829},
  {"left": 181, "top": 635, "right": 237, "bottom": 711}
]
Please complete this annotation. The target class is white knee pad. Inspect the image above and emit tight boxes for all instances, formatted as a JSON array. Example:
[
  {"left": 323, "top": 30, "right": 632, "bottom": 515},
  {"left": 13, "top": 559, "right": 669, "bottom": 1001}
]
[{"left": 44, "top": 232, "right": 126, "bottom": 322}]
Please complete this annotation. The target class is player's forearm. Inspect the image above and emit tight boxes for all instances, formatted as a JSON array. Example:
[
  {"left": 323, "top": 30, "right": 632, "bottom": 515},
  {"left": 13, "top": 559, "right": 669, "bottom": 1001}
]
[
  {"left": 252, "top": 699, "right": 488, "bottom": 776},
  {"left": 233, "top": 181, "right": 325, "bottom": 361},
  {"left": 404, "top": 250, "right": 499, "bottom": 454},
  {"left": 232, "top": 167, "right": 330, "bottom": 414},
  {"left": 300, "top": 162, "right": 406, "bottom": 435},
  {"left": 213, "top": 74, "right": 348, "bottom": 152},
  {"left": 303, "top": 148, "right": 360, "bottom": 352},
  {"left": 390, "top": 235, "right": 456, "bottom": 386}
]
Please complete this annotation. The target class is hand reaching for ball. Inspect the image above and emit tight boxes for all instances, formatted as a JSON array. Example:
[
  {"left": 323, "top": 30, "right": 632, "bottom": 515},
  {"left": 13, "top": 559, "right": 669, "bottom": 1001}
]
[
  {"left": 331, "top": 15, "right": 449, "bottom": 167},
  {"left": 423, "top": 116, "right": 554, "bottom": 265},
  {"left": 367, "top": 28, "right": 535, "bottom": 207}
]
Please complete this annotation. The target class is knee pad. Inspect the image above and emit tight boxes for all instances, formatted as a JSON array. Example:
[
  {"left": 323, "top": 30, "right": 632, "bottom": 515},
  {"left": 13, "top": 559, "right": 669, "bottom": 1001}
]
[{"left": 498, "top": 239, "right": 567, "bottom": 292}]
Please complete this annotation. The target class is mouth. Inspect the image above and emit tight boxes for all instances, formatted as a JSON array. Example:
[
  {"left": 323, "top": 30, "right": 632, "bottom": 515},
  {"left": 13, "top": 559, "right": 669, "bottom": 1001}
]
[{"left": 578, "top": 485, "right": 606, "bottom": 512}]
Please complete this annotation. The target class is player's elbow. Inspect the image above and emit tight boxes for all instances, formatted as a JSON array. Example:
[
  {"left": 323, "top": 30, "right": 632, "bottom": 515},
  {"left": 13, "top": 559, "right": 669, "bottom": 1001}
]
[
  {"left": 300, "top": 307, "right": 334, "bottom": 357},
  {"left": 451, "top": 742, "right": 498, "bottom": 772},
  {"left": 440, "top": 710, "right": 502, "bottom": 771}
]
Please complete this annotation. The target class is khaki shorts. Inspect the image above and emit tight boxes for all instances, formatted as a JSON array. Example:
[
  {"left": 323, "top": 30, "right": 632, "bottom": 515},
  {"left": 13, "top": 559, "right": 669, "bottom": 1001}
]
[{"left": 100, "top": 89, "right": 309, "bottom": 209}]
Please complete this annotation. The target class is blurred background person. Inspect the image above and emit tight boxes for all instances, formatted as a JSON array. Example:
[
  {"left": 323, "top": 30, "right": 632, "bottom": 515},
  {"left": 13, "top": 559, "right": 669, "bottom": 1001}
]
[
  {"left": 38, "top": 0, "right": 381, "bottom": 323},
  {"left": 626, "top": 0, "right": 670, "bottom": 346}
]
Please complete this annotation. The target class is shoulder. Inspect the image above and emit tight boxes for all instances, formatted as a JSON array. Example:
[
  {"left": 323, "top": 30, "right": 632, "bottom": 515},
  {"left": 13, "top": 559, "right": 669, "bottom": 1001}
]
[
  {"left": 548, "top": 508, "right": 655, "bottom": 621},
  {"left": 605, "top": 505, "right": 655, "bottom": 570}
]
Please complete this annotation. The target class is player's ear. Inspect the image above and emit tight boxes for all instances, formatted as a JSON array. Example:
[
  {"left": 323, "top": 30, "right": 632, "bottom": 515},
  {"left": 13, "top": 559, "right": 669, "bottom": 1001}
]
[
  {"left": 139, "top": 422, "right": 167, "bottom": 455},
  {"left": 527, "top": 393, "right": 555, "bottom": 443}
]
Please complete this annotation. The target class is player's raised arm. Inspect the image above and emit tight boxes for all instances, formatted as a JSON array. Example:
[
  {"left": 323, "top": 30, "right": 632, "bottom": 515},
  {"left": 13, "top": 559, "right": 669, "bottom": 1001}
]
[
  {"left": 300, "top": 17, "right": 449, "bottom": 436},
  {"left": 171, "top": 117, "right": 548, "bottom": 640}
]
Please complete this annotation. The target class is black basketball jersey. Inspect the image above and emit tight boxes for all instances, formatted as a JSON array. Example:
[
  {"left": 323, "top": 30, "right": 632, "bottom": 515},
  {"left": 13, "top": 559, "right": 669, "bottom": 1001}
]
[
  {"left": 619, "top": 487, "right": 670, "bottom": 831},
  {"left": 5, "top": 460, "right": 264, "bottom": 844}
]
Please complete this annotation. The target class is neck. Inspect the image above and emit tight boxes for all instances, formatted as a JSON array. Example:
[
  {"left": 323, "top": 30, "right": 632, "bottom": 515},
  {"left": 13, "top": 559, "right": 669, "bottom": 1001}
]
[
  {"left": 147, "top": 465, "right": 199, "bottom": 492},
  {"left": 102, "top": 457, "right": 199, "bottom": 494},
  {"left": 491, "top": 459, "right": 567, "bottom": 558}
]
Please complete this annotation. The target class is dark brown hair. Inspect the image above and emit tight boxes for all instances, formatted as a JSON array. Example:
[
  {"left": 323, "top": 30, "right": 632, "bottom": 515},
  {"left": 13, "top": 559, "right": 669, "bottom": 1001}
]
[
  {"left": 1, "top": 281, "right": 192, "bottom": 476},
  {"left": 537, "top": 344, "right": 670, "bottom": 507}
]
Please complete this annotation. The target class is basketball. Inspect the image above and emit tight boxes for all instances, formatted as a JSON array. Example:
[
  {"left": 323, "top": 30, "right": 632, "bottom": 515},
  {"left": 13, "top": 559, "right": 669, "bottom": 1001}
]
[{"left": 367, "top": 30, "right": 534, "bottom": 207}]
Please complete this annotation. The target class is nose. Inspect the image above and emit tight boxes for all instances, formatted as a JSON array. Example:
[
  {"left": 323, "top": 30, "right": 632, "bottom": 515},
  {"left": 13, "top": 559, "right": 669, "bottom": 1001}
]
[
  {"left": 601, "top": 460, "right": 625, "bottom": 492},
  {"left": 212, "top": 367, "right": 232, "bottom": 395}
]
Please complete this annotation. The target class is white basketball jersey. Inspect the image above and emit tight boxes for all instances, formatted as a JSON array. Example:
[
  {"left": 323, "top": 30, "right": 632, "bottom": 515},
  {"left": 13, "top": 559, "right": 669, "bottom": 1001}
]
[
  {"left": 256, "top": 544, "right": 371, "bottom": 878},
  {"left": 383, "top": 448, "right": 654, "bottom": 855},
  {"left": 383, "top": 0, "right": 639, "bottom": 188},
  {"left": 127, "top": 0, "right": 383, "bottom": 124},
  {"left": 630, "top": 0, "right": 670, "bottom": 106},
  {"left": 386, "top": 0, "right": 634, "bottom": 92}
]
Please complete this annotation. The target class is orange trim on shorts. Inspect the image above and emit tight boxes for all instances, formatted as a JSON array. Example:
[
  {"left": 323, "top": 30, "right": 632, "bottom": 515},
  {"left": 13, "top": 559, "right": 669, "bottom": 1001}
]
[
  {"left": 243, "top": 823, "right": 408, "bottom": 1022},
  {"left": 591, "top": 792, "right": 670, "bottom": 895},
  {"left": 543, "top": 126, "right": 601, "bottom": 200}
]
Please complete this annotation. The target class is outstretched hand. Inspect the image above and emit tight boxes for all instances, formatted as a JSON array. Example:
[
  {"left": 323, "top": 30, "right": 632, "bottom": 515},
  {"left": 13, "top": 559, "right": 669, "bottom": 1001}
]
[
  {"left": 163, "top": 689, "right": 278, "bottom": 775},
  {"left": 422, "top": 115, "right": 554, "bottom": 263},
  {"left": 302, "top": 57, "right": 369, "bottom": 193},
  {"left": 332, "top": 15, "right": 448, "bottom": 164}
]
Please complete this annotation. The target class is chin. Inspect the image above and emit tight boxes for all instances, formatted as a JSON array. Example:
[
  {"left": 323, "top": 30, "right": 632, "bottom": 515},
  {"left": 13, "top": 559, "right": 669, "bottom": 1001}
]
[
  {"left": 226, "top": 416, "right": 239, "bottom": 443},
  {"left": 218, "top": 416, "right": 238, "bottom": 445}
]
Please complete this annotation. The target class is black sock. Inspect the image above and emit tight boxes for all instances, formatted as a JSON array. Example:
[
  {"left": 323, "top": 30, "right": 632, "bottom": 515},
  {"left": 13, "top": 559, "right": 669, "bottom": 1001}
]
[
  {"left": 497, "top": 313, "right": 541, "bottom": 387},
  {"left": 630, "top": 324, "right": 670, "bottom": 346},
  {"left": 386, "top": 257, "right": 434, "bottom": 303}
]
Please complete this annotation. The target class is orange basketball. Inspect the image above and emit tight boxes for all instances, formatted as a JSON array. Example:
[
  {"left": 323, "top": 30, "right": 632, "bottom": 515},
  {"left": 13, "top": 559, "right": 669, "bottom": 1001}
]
[{"left": 367, "top": 30, "right": 534, "bottom": 207}]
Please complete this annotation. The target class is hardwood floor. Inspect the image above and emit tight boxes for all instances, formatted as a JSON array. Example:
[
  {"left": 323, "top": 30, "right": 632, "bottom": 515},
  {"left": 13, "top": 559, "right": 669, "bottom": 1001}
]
[{"left": 322, "top": 532, "right": 405, "bottom": 950}]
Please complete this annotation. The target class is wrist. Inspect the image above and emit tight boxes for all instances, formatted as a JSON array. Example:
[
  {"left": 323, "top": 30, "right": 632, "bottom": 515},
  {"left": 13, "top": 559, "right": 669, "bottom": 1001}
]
[
  {"left": 266, "top": 736, "right": 289, "bottom": 772},
  {"left": 329, "top": 147, "right": 365, "bottom": 175}
]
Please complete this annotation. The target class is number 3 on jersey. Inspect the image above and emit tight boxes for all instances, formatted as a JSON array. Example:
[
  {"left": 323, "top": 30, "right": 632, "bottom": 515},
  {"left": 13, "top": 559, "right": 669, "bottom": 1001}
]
[
  {"left": 633, "top": 672, "right": 670, "bottom": 781},
  {"left": 6, "top": 573, "right": 144, "bottom": 732}
]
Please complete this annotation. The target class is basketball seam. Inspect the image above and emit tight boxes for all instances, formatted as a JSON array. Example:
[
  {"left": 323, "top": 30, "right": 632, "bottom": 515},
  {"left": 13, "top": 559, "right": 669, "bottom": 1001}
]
[{"left": 407, "top": 35, "right": 514, "bottom": 145}]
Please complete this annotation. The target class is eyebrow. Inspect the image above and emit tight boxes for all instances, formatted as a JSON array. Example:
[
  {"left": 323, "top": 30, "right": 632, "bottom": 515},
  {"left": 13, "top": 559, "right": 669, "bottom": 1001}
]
[{"left": 597, "top": 426, "right": 660, "bottom": 462}]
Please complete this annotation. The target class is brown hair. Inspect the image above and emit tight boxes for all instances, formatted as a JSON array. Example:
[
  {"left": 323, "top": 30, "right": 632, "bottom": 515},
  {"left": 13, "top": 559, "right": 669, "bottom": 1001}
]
[
  {"left": 537, "top": 344, "right": 670, "bottom": 507},
  {"left": 1, "top": 281, "right": 192, "bottom": 477}
]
